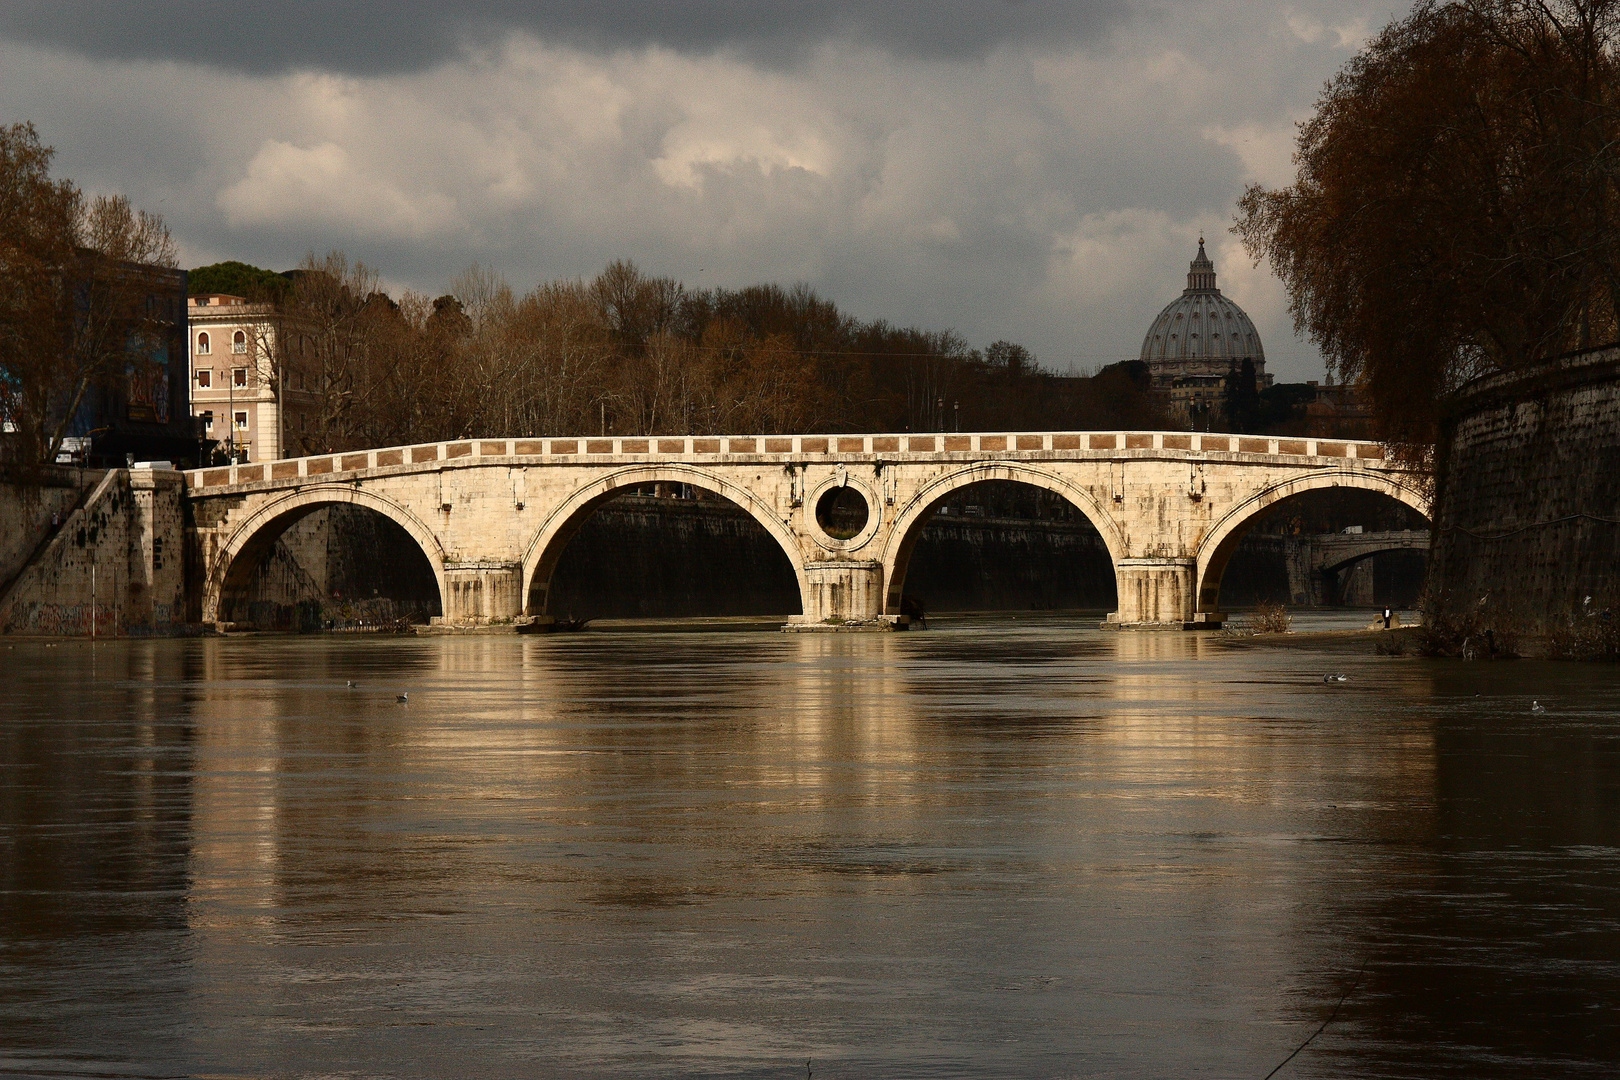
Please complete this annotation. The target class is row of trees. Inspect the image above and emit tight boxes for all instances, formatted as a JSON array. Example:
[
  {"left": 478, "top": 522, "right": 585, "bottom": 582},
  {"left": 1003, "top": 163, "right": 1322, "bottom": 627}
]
[
  {"left": 210, "top": 254, "right": 1167, "bottom": 457},
  {"left": 0, "top": 122, "right": 179, "bottom": 465}
]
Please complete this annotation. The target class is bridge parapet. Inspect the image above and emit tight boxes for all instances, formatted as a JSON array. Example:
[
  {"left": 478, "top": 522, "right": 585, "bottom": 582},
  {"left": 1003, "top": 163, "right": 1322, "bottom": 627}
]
[{"left": 185, "top": 431, "right": 1390, "bottom": 494}]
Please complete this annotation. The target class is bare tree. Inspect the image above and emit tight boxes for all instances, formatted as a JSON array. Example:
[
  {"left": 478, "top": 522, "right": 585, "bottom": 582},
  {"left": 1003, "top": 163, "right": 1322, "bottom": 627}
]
[
  {"left": 45, "top": 194, "right": 180, "bottom": 462},
  {"left": 1237, "top": 0, "right": 1620, "bottom": 445},
  {"left": 263, "top": 251, "right": 385, "bottom": 454},
  {"left": 0, "top": 127, "right": 178, "bottom": 464},
  {"left": 0, "top": 123, "right": 78, "bottom": 465}
]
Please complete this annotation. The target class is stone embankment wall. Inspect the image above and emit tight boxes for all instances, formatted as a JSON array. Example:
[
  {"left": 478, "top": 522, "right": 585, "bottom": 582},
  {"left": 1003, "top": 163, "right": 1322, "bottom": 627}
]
[
  {"left": 1, "top": 465, "right": 102, "bottom": 593},
  {"left": 901, "top": 514, "right": 1116, "bottom": 612},
  {"left": 1430, "top": 346, "right": 1620, "bottom": 631},
  {"left": 0, "top": 468, "right": 187, "bottom": 636}
]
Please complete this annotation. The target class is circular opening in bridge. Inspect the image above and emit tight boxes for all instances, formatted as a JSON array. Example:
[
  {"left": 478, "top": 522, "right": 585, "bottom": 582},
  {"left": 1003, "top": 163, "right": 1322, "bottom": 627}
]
[{"left": 815, "top": 485, "right": 869, "bottom": 540}]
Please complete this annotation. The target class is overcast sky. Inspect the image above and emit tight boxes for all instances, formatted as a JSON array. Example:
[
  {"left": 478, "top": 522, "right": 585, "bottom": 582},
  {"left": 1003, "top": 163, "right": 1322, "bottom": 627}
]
[{"left": 0, "top": 1, "right": 1409, "bottom": 382}]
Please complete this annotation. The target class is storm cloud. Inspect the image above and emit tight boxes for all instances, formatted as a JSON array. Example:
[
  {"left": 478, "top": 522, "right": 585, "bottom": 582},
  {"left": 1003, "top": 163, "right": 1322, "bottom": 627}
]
[
  {"left": 0, "top": 1, "right": 1131, "bottom": 74},
  {"left": 0, "top": 1, "right": 1405, "bottom": 382}
]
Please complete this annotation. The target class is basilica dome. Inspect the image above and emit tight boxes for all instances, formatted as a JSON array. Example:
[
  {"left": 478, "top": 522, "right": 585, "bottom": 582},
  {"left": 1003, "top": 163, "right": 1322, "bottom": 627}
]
[{"left": 1139, "top": 240, "right": 1265, "bottom": 368}]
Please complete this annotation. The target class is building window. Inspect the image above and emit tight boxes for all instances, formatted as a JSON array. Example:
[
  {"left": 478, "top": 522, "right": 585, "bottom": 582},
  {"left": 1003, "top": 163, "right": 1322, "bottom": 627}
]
[
  {"left": 232, "top": 330, "right": 247, "bottom": 354},
  {"left": 234, "top": 411, "right": 249, "bottom": 431},
  {"left": 196, "top": 332, "right": 210, "bottom": 354},
  {"left": 196, "top": 369, "right": 211, "bottom": 388},
  {"left": 233, "top": 368, "right": 247, "bottom": 388},
  {"left": 201, "top": 411, "right": 214, "bottom": 431}
]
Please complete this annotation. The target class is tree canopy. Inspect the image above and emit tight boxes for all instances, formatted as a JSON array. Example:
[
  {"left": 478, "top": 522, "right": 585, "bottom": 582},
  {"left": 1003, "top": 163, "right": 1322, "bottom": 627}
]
[
  {"left": 0, "top": 122, "right": 177, "bottom": 464},
  {"left": 187, "top": 260, "right": 290, "bottom": 301},
  {"left": 1237, "top": 0, "right": 1620, "bottom": 445},
  {"left": 260, "top": 256, "right": 1166, "bottom": 456}
]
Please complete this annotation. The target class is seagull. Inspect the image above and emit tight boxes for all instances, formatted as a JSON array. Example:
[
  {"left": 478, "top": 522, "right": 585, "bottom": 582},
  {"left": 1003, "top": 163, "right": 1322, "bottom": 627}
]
[
  {"left": 1322, "top": 673, "right": 1349, "bottom": 683},
  {"left": 346, "top": 680, "right": 358, "bottom": 688},
  {"left": 396, "top": 693, "right": 409, "bottom": 704},
  {"left": 1531, "top": 700, "right": 1546, "bottom": 713}
]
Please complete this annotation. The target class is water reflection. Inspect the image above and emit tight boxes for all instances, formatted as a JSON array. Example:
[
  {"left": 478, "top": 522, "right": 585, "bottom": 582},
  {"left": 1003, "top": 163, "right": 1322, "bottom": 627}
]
[
  {"left": 0, "top": 623, "right": 1617, "bottom": 1077},
  {"left": 0, "top": 643, "right": 197, "bottom": 1071}
]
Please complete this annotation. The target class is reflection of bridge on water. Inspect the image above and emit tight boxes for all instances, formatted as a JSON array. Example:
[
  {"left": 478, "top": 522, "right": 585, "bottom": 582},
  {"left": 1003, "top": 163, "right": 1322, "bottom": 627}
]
[{"left": 184, "top": 430, "right": 1429, "bottom": 630}]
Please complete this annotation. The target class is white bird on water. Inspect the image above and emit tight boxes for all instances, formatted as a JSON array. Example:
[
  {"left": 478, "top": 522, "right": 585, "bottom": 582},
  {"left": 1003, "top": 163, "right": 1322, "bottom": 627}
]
[
  {"left": 1532, "top": 700, "right": 1546, "bottom": 713},
  {"left": 346, "top": 680, "right": 358, "bottom": 688},
  {"left": 397, "top": 693, "right": 409, "bottom": 704},
  {"left": 1323, "top": 673, "right": 1349, "bottom": 683}
]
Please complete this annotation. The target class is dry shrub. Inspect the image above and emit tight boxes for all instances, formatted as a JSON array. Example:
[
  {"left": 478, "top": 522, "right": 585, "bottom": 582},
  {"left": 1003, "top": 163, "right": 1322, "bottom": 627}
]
[
  {"left": 1375, "top": 635, "right": 1408, "bottom": 656},
  {"left": 1248, "top": 601, "right": 1292, "bottom": 634}
]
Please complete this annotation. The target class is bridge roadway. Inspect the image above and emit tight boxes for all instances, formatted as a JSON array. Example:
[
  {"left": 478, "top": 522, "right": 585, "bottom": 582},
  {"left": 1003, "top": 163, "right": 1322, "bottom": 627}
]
[{"left": 182, "top": 430, "right": 1430, "bottom": 630}]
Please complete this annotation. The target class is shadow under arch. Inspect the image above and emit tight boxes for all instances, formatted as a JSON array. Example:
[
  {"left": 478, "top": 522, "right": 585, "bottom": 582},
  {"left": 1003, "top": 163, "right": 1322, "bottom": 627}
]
[
  {"left": 204, "top": 485, "right": 447, "bottom": 624},
  {"left": 1196, "top": 469, "right": 1431, "bottom": 614},
  {"left": 880, "top": 462, "right": 1125, "bottom": 616},
  {"left": 521, "top": 464, "right": 808, "bottom": 617}
]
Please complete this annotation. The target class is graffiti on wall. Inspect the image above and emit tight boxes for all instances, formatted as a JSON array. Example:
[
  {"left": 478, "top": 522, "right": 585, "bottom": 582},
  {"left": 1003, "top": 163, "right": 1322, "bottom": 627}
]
[{"left": 4, "top": 600, "right": 183, "bottom": 636}]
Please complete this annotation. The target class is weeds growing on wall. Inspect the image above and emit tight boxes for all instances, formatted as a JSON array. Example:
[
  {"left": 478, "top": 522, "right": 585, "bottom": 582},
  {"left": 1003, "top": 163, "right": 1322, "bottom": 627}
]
[
  {"left": 1416, "top": 606, "right": 1521, "bottom": 659},
  {"left": 1548, "top": 610, "right": 1620, "bottom": 662}
]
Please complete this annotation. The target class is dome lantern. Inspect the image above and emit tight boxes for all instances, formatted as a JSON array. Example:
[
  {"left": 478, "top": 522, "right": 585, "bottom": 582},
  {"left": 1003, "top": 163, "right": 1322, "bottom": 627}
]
[{"left": 1186, "top": 237, "right": 1218, "bottom": 293}]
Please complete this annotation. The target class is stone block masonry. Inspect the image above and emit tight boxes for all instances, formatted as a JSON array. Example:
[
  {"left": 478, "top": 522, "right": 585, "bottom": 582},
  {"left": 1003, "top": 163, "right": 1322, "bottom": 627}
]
[
  {"left": 1, "top": 465, "right": 102, "bottom": 593},
  {"left": 1431, "top": 346, "right": 1620, "bottom": 633},
  {"left": 185, "top": 431, "right": 1425, "bottom": 631},
  {"left": 0, "top": 467, "right": 187, "bottom": 636}
]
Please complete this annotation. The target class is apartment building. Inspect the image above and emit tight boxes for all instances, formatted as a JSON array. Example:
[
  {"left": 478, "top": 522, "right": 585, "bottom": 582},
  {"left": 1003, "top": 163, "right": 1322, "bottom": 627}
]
[{"left": 188, "top": 294, "right": 316, "bottom": 462}]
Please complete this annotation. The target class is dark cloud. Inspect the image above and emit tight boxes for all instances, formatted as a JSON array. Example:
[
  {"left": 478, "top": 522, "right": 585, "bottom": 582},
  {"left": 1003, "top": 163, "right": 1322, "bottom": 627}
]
[{"left": 0, "top": 1, "right": 1129, "bottom": 75}]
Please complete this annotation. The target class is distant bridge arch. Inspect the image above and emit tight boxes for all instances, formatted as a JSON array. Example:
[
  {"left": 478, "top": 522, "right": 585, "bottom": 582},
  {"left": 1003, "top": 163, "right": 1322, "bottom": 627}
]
[{"left": 1195, "top": 469, "right": 1431, "bottom": 615}]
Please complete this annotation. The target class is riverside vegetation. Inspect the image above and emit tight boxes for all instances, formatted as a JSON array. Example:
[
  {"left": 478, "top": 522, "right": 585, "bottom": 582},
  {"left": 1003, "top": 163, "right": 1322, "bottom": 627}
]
[{"left": 184, "top": 255, "right": 1167, "bottom": 458}]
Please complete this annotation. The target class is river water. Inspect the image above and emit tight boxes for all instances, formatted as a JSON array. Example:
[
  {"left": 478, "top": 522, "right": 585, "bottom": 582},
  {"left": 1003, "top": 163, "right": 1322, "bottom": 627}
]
[{"left": 2, "top": 615, "right": 1617, "bottom": 1079}]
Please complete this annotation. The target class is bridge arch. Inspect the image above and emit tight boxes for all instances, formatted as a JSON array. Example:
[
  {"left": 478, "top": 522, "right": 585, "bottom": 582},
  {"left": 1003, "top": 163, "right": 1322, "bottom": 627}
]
[
  {"left": 1195, "top": 469, "right": 1430, "bottom": 614},
  {"left": 879, "top": 462, "right": 1124, "bottom": 616},
  {"left": 521, "top": 464, "right": 809, "bottom": 617},
  {"left": 1319, "top": 538, "right": 1428, "bottom": 577},
  {"left": 204, "top": 485, "right": 447, "bottom": 624}
]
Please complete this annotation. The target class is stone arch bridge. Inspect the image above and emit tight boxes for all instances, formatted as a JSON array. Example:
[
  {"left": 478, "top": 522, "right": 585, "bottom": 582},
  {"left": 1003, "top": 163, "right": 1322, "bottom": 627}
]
[
  {"left": 183, "top": 431, "right": 1429, "bottom": 630},
  {"left": 1283, "top": 530, "right": 1432, "bottom": 607}
]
